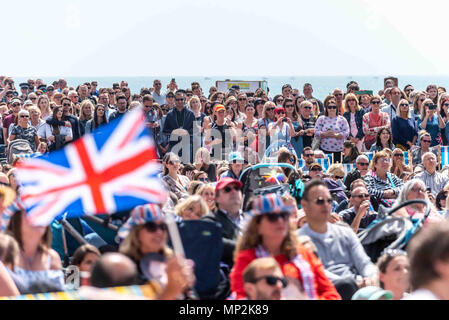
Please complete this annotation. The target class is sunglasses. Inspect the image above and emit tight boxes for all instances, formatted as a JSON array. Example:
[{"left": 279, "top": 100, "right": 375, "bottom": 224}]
[
  {"left": 312, "top": 197, "right": 333, "bottom": 205},
  {"left": 19, "top": 115, "right": 29, "bottom": 118},
  {"left": 304, "top": 154, "right": 314, "bottom": 157},
  {"left": 285, "top": 104, "right": 294, "bottom": 108},
  {"left": 357, "top": 162, "right": 369, "bottom": 166},
  {"left": 327, "top": 105, "right": 337, "bottom": 109},
  {"left": 144, "top": 222, "right": 168, "bottom": 232},
  {"left": 30, "top": 97, "right": 37, "bottom": 101},
  {"left": 422, "top": 139, "right": 431, "bottom": 143},
  {"left": 419, "top": 98, "right": 425, "bottom": 102},
  {"left": 394, "top": 153, "right": 404, "bottom": 157},
  {"left": 251, "top": 275, "right": 288, "bottom": 288},
  {"left": 304, "top": 106, "right": 312, "bottom": 110},
  {"left": 62, "top": 103, "right": 71, "bottom": 107},
  {"left": 443, "top": 103, "right": 449, "bottom": 107},
  {"left": 266, "top": 108, "right": 275, "bottom": 111},
  {"left": 262, "top": 212, "right": 290, "bottom": 223},
  {"left": 371, "top": 101, "right": 380, "bottom": 105},
  {"left": 334, "top": 93, "right": 343, "bottom": 96},
  {"left": 310, "top": 167, "right": 322, "bottom": 172},
  {"left": 199, "top": 178, "right": 209, "bottom": 182},
  {"left": 334, "top": 176, "right": 344, "bottom": 180},
  {"left": 167, "top": 96, "right": 175, "bottom": 99},
  {"left": 12, "top": 104, "right": 20, "bottom": 107},
  {"left": 351, "top": 193, "right": 370, "bottom": 199},
  {"left": 176, "top": 98, "right": 185, "bottom": 102},
  {"left": 238, "top": 98, "right": 247, "bottom": 101},
  {"left": 276, "top": 99, "right": 284, "bottom": 103},
  {"left": 399, "top": 104, "right": 409, "bottom": 107},
  {"left": 223, "top": 185, "right": 241, "bottom": 193}
]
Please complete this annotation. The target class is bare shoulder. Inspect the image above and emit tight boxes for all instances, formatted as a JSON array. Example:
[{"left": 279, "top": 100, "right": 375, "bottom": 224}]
[{"left": 48, "top": 249, "right": 63, "bottom": 270}]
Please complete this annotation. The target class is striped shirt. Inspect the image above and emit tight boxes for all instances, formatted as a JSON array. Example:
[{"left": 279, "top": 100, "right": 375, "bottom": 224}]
[{"left": 364, "top": 171, "right": 404, "bottom": 201}]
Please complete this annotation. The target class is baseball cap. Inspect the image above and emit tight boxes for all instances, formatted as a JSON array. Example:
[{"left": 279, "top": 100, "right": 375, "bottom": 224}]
[
  {"left": 213, "top": 104, "right": 226, "bottom": 113},
  {"left": 231, "top": 85, "right": 240, "bottom": 90},
  {"left": 215, "top": 177, "right": 242, "bottom": 193},
  {"left": 309, "top": 163, "right": 322, "bottom": 170},
  {"left": 228, "top": 151, "right": 244, "bottom": 162},
  {"left": 352, "top": 286, "right": 393, "bottom": 300}
]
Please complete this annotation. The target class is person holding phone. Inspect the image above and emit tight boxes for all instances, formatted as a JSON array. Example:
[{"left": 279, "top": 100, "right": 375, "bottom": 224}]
[
  {"left": 418, "top": 98, "right": 445, "bottom": 147},
  {"left": 267, "top": 106, "right": 295, "bottom": 151}
]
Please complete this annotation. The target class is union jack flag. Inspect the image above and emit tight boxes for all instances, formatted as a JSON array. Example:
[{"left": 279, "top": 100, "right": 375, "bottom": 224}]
[{"left": 15, "top": 109, "right": 168, "bottom": 226}]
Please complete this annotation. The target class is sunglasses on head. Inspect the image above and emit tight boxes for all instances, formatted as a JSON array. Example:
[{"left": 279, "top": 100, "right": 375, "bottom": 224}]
[
  {"left": 144, "top": 221, "right": 168, "bottom": 232},
  {"left": 250, "top": 275, "right": 288, "bottom": 288}
]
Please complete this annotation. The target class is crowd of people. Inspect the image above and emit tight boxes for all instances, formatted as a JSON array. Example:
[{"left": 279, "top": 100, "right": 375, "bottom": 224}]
[{"left": 0, "top": 76, "right": 448, "bottom": 300}]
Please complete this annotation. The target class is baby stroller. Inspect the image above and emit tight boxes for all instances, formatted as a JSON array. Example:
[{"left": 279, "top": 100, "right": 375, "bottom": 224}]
[
  {"left": 357, "top": 199, "right": 431, "bottom": 263},
  {"left": 263, "top": 141, "right": 297, "bottom": 163},
  {"left": 7, "top": 139, "right": 34, "bottom": 164},
  {"left": 239, "top": 163, "right": 296, "bottom": 211}
]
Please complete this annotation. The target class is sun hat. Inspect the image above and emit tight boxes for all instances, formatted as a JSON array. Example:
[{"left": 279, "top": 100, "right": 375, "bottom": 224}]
[
  {"left": 352, "top": 286, "right": 393, "bottom": 300},
  {"left": 250, "top": 193, "right": 296, "bottom": 217},
  {"left": 118, "top": 204, "right": 164, "bottom": 239}
]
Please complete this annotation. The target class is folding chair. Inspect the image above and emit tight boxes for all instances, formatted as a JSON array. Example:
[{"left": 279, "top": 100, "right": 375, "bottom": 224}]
[
  {"left": 441, "top": 146, "right": 449, "bottom": 168},
  {"left": 342, "top": 163, "right": 356, "bottom": 176}
]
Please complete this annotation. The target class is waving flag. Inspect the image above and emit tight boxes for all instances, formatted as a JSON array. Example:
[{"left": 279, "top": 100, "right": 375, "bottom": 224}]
[{"left": 15, "top": 109, "right": 167, "bottom": 226}]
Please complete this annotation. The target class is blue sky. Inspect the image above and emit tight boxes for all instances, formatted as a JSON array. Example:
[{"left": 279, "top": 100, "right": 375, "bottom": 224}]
[{"left": 2, "top": 0, "right": 446, "bottom": 77}]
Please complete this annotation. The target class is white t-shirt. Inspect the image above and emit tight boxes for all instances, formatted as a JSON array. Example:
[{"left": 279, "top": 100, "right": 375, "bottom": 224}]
[{"left": 402, "top": 289, "right": 439, "bottom": 300}]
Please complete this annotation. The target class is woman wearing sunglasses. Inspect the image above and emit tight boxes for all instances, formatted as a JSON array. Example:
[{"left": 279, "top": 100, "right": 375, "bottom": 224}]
[
  {"left": 268, "top": 106, "right": 296, "bottom": 152},
  {"left": 376, "top": 249, "right": 410, "bottom": 300},
  {"left": 390, "top": 149, "right": 412, "bottom": 179},
  {"left": 230, "top": 193, "right": 341, "bottom": 300},
  {"left": 343, "top": 93, "right": 365, "bottom": 152},
  {"left": 314, "top": 95, "right": 349, "bottom": 163},
  {"left": 391, "top": 179, "right": 444, "bottom": 225},
  {"left": 411, "top": 131, "right": 439, "bottom": 167},
  {"left": 391, "top": 99, "right": 418, "bottom": 151},
  {"left": 119, "top": 204, "right": 195, "bottom": 295},
  {"left": 362, "top": 95, "right": 391, "bottom": 151},
  {"left": 411, "top": 91, "right": 426, "bottom": 122},
  {"left": 8, "top": 109, "right": 40, "bottom": 152},
  {"left": 364, "top": 150, "right": 404, "bottom": 210},
  {"left": 161, "top": 153, "right": 190, "bottom": 201},
  {"left": 439, "top": 93, "right": 449, "bottom": 145},
  {"left": 418, "top": 98, "right": 445, "bottom": 147}
]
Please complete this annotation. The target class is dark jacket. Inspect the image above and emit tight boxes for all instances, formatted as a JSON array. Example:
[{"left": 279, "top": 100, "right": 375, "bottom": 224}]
[
  {"left": 343, "top": 109, "right": 365, "bottom": 139},
  {"left": 46, "top": 115, "right": 81, "bottom": 141},
  {"left": 344, "top": 169, "right": 362, "bottom": 191},
  {"left": 162, "top": 106, "right": 195, "bottom": 149},
  {"left": 201, "top": 209, "right": 241, "bottom": 268}
]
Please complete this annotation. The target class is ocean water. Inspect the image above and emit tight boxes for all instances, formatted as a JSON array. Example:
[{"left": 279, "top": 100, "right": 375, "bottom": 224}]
[{"left": 10, "top": 75, "right": 449, "bottom": 101}]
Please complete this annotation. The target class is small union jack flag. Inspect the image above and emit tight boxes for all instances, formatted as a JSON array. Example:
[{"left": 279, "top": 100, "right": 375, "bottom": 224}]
[{"left": 15, "top": 109, "right": 167, "bottom": 226}]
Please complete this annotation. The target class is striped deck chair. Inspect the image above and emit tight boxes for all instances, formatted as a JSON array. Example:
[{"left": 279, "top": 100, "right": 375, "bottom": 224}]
[
  {"left": 363, "top": 152, "right": 375, "bottom": 162},
  {"left": 441, "top": 146, "right": 449, "bottom": 167},
  {"left": 14, "top": 153, "right": 42, "bottom": 160},
  {"left": 342, "top": 163, "right": 356, "bottom": 176},
  {"left": 315, "top": 157, "right": 330, "bottom": 171}
]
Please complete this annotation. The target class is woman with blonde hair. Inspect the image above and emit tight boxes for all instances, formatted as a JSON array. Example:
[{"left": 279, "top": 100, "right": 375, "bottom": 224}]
[
  {"left": 36, "top": 95, "right": 51, "bottom": 120},
  {"left": 174, "top": 195, "right": 209, "bottom": 220},
  {"left": 390, "top": 148, "right": 412, "bottom": 179},
  {"left": 79, "top": 100, "right": 94, "bottom": 136},
  {"left": 229, "top": 193, "right": 340, "bottom": 300},
  {"left": 193, "top": 147, "right": 216, "bottom": 182},
  {"left": 391, "top": 99, "right": 418, "bottom": 151},
  {"left": 195, "top": 183, "right": 216, "bottom": 212},
  {"left": 343, "top": 93, "right": 365, "bottom": 151}
]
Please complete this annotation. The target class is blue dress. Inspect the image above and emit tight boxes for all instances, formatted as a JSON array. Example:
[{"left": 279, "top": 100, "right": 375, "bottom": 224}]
[
  {"left": 418, "top": 114, "right": 441, "bottom": 146},
  {"left": 290, "top": 121, "right": 303, "bottom": 157}
]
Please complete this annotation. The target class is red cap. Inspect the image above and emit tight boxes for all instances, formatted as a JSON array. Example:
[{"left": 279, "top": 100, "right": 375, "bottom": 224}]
[{"left": 215, "top": 177, "right": 243, "bottom": 193}]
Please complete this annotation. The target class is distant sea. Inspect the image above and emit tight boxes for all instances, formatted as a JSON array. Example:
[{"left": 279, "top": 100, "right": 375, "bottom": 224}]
[{"left": 10, "top": 75, "right": 449, "bottom": 101}]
